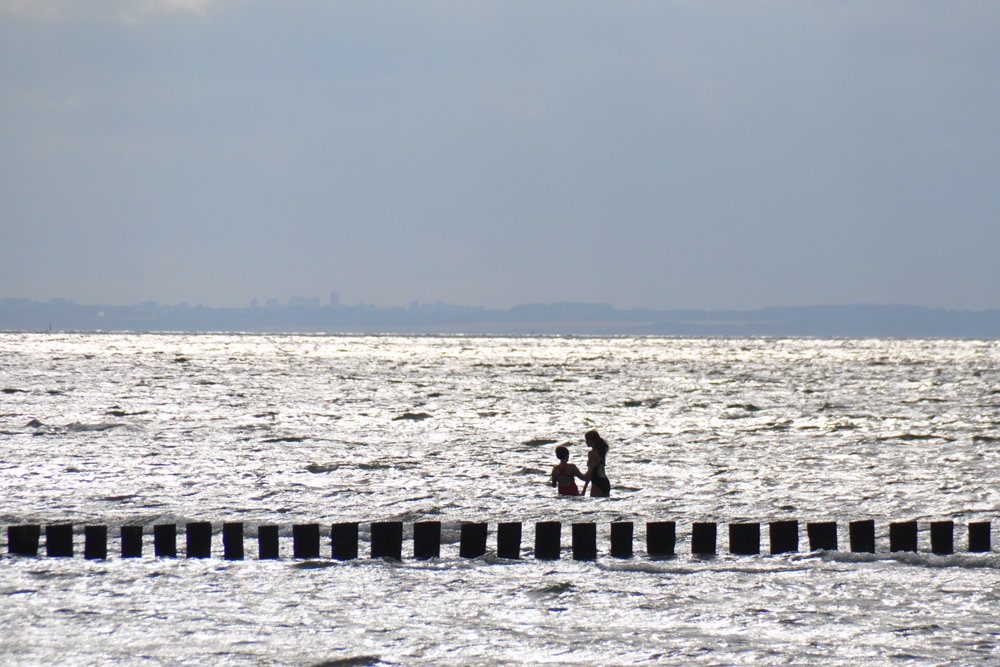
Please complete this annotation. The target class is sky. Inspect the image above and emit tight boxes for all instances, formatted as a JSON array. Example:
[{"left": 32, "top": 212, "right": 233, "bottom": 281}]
[{"left": 1, "top": 0, "right": 999, "bottom": 311}]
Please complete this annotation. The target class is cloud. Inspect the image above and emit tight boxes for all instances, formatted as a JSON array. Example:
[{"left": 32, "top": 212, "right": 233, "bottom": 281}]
[{"left": 0, "top": 0, "right": 220, "bottom": 22}]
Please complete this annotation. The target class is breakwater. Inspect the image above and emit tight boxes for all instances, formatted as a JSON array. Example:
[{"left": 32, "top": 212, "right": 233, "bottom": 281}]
[{"left": 4, "top": 519, "right": 992, "bottom": 560}]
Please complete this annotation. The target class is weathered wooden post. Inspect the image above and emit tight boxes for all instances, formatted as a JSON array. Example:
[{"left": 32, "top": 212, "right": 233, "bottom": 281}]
[
  {"left": 8, "top": 525, "right": 40, "bottom": 556},
  {"left": 497, "top": 522, "right": 522, "bottom": 559},
  {"left": 293, "top": 524, "right": 320, "bottom": 559},
  {"left": 691, "top": 522, "right": 717, "bottom": 556},
  {"left": 121, "top": 525, "right": 143, "bottom": 558},
  {"left": 572, "top": 522, "right": 597, "bottom": 561},
  {"left": 969, "top": 521, "right": 991, "bottom": 552},
  {"left": 729, "top": 523, "right": 760, "bottom": 555},
  {"left": 534, "top": 521, "right": 561, "bottom": 560},
  {"left": 258, "top": 524, "right": 279, "bottom": 560},
  {"left": 371, "top": 521, "right": 403, "bottom": 560},
  {"left": 84, "top": 525, "right": 107, "bottom": 560},
  {"left": 646, "top": 521, "right": 675, "bottom": 558},
  {"left": 460, "top": 522, "right": 488, "bottom": 559},
  {"left": 46, "top": 524, "right": 73, "bottom": 558},
  {"left": 769, "top": 520, "right": 798, "bottom": 555},
  {"left": 186, "top": 522, "right": 212, "bottom": 558},
  {"left": 154, "top": 524, "right": 177, "bottom": 558},
  {"left": 331, "top": 522, "right": 359, "bottom": 560},
  {"left": 223, "top": 522, "right": 244, "bottom": 560},
  {"left": 930, "top": 520, "right": 953, "bottom": 555},
  {"left": 610, "top": 521, "right": 633, "bottom": 559},
  {"left": 806, "top": 522, "right": 837, "bottom": 551},
  {"left": 849, "top": 520, "right": 875, "bottom": 553},
  {"left": 889, "top": 521, "right": 917, "bottom": 553},
  {"left": 413, "top": 521, "right": 441, "bottom": 560}
]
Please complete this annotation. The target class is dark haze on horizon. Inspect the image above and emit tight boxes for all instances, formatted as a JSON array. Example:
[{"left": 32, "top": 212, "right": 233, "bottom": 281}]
[{"left": 1, "top": 1, "right": 998, "bottom": 312}]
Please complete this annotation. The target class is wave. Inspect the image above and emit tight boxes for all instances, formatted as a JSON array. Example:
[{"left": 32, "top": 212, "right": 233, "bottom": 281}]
[
  {"left": 64, "top": 422, "right": 125, "bottom": 433},
  {"left": 307, "top": 654, "right": 381, "bottom": 667},
  {"left": 820, "top": 550, "right": 1000, "bottom": 569},
  {"left": 392, "top": 412, "right": 431, "bottom": 421},
  {"left": 523, "top": 438, "right": 558, "bottom": 446},
  {"left": 878, "top": 433, "right": 955, "bottom": 442}
]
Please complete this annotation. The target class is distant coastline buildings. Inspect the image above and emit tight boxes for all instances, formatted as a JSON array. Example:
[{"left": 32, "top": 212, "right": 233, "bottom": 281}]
[{"left": 2, "top": 298, "right": 1000, "bottom": 338}]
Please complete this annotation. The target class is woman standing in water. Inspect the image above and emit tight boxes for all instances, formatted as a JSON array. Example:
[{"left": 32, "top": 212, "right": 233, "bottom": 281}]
[{"left": 582, "top": 430, "right": 611, "bottom": 497}]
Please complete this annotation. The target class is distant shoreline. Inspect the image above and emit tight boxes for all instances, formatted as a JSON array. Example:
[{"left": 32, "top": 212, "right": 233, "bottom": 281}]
[{"left": 3, "top": 298, "right": 1000, "bottom": 338}]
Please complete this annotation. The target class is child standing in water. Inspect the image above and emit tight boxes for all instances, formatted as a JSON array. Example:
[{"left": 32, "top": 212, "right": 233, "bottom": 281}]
[{"left": 550, "top": 446, "right": 585, "bottom": 496}]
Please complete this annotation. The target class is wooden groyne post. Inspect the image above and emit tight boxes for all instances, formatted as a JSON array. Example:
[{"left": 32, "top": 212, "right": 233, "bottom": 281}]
[
  {"left": 7, "top": 525, "right": 40, "bottom": 556},
  {"left": 122, "top": 525, "right": 143, "bottom": 558},
  {"left": 691, "top": 522, "right": 717, "bottom": 556},
  {"left": 969, "top": 521, "right": 991, "bottom": 552},
  {"left": 849, "top": 520, "right": 875, "bottom": 553},
  {"left": 610, "top": 521, "right": 633, "bottom": 558},
  {"left": 806, "top": 521, "right": 837, "bottom": 551},
  {"left": 728, "top": 523, "right": 760, "bottom": 556},
  {"left": 84, "top": 525, "right": 107, "bottom": 560},
  {"left": 889, "top": 521, "right": 918, "bottom": 553},
  {"left": 497, "top": 521, "right": 521, "bottom": 559},
  {"left": 769, "top": 520, "right": 798, "bottom": 555},
  {"left": 535, "top": 521, "right": 561, "bottom": 560},
  {"left": 223, "top": 522, "right": 243, "bottom": 560},
  {"left": 258, "top": 524, "right": 279, "bottom": 559},
  {"left": 646, "top": 521, "right": 675, "bottom": 558},
  {"left": 572, "top": 522, "right": 597, "bottom": 561},
  {"left": 187, "top": 522, "right": 212, "bottom": 558},
  {"left": 413, "top": 521, "right": 440, "bottom": 559},
  {"left": 45, "top": 524, "right": 73, "bottom": 558},
  {"left": 460, "top": 522, "right": 488, "bottom": 559},
  {"left": 293, "top": 524, "right": 320, "bottom": 559},
  {"left": 930, "top": 520, "right": 953, "bottom": 555},
  {"left": 371, "top": 521, "right": 402, "bottom": 560},
  {"left": 154, "top": 524, "right": 176, "bottom": 558},
  {"left": 332, "top": 522, "right": 359, "bottom": 560}
]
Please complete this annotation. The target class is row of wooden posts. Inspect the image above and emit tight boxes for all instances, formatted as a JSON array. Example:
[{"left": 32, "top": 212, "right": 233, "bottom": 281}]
[{"left": 4, "top": 519, "right": 993, "bottom": 561}]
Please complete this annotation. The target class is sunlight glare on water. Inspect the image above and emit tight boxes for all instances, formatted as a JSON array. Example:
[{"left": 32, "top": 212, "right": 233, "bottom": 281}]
[{"left": 1, "top": 333, "right": 1000, "bottom": 665}]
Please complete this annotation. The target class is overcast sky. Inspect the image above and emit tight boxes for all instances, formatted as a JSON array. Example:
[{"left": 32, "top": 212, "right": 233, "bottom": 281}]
[{"left": 1, "top": 0, "right": 998, "bottom": 310}]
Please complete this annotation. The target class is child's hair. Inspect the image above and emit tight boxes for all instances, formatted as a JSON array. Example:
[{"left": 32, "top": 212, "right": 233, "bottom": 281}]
[{"left": 554, "top": 445, "right": 569, "bottom": 462}]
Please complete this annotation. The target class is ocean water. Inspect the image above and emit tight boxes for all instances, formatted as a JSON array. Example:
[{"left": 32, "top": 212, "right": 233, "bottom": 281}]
[{"left": 1, "top": 333, "right": 999, "bottom": 665}]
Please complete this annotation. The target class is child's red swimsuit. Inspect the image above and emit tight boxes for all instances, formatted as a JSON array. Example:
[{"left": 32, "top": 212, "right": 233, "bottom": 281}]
[{"left": 556, "top": 463, "right": 579, "bottom": 496}]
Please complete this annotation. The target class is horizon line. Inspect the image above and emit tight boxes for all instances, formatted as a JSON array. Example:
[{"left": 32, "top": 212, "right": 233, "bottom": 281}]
[{"left": 2, "top": 296, "right": 997, "bottom": 315}]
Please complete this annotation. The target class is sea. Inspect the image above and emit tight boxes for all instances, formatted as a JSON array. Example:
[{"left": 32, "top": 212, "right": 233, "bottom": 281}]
[{"left": 1, "top": 333, "right": 999, "bottom": 666}]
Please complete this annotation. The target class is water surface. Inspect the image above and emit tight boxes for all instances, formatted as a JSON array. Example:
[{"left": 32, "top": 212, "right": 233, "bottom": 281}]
[{"left": 1, "top": 334, "right": 999, "bottom": 665}]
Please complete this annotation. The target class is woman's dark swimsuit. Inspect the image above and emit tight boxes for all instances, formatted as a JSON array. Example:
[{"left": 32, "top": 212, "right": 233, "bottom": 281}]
[{"left": 591, "top": 457, "right": 610, "bottom": 495}]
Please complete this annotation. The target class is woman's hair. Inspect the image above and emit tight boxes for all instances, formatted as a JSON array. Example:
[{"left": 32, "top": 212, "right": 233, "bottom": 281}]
[
  {"left": 585, "top": 430, "right": 609, "bottom": 460},
  {"left": 554, "top": 445, "right": 570, "bottom": 462}
]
